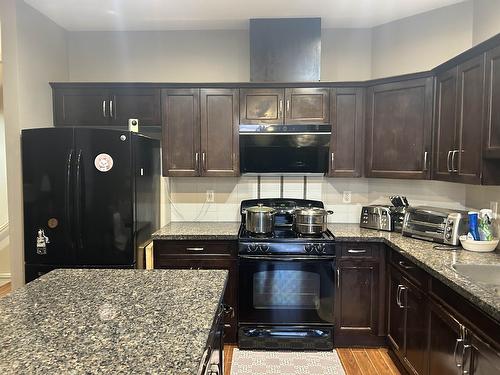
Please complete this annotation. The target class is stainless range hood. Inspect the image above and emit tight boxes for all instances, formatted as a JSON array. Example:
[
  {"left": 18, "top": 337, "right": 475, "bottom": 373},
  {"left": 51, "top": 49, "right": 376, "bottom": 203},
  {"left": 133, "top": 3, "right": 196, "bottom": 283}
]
[{"left": 250, "top": 18, "right": 321, "bottom": 82}]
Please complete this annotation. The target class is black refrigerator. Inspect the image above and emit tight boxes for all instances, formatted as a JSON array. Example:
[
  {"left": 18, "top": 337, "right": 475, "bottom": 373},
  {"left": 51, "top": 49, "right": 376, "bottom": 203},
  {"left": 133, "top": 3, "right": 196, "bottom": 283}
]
[{"left": 22, "top": 128, "right": 160, "bottom": 282}]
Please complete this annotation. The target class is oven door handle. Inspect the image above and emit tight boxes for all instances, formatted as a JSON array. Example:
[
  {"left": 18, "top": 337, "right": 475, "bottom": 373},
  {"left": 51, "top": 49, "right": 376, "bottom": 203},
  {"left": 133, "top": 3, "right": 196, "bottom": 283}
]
[{"left": 239, "top": 255, "right": 336, "bottom": 261}]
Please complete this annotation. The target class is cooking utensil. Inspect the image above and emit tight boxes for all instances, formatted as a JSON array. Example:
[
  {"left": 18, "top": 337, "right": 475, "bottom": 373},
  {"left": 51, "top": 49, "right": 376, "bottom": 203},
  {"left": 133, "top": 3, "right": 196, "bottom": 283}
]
[
  {"left": 293, "top": 207, "right": 334, "bottom": 235},
  {"left": 245, "top": 203, "right": 276, "bottom": 234}
]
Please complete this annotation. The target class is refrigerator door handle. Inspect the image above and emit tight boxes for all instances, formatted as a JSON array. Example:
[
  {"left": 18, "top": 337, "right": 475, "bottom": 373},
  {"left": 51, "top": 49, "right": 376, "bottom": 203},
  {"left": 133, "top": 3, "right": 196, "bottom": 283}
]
[
  {"left": 75, "top": 149, "right": 84, "bottom": 251},
  {"left": 65, "top": 149, "right": 74, "bottom": 249}
]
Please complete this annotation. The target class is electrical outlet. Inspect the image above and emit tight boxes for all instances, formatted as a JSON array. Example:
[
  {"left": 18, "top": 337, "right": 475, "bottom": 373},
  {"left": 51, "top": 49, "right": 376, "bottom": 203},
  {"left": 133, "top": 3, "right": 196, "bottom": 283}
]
[
  {"left": 342, "top": 191, "right": 352, "bottom": 204},
  {"left": 206, "top": 190, "right": 215, "bottom": 203},
  {"left": 490, "top": 201, "right": 498, "bottom": 219}
]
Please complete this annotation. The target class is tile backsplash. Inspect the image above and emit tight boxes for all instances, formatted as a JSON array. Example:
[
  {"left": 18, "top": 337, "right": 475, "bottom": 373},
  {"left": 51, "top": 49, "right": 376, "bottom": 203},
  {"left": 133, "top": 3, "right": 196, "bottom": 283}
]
[{"left": 165, "top": 176, "right": 468, "bottom": 223}]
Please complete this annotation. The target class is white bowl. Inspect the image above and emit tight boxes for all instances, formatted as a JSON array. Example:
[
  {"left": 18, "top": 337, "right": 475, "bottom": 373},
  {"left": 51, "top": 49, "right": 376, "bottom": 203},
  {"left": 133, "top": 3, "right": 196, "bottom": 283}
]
[{"left": 459, "top": 236, "right": 499, "bottom": 253}]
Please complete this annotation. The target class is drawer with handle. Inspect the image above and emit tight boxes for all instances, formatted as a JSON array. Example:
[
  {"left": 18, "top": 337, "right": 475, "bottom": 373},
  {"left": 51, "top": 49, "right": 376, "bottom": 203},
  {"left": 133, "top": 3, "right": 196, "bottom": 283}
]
[
  {"left": 153, "top": 240, "right": 237, "bottom": 257},
  {"left": 340, "top": 243, "right": 380, "bottom": 259},
  {"left": 390, "top": 250, "right": 429, "bottom": 288}
]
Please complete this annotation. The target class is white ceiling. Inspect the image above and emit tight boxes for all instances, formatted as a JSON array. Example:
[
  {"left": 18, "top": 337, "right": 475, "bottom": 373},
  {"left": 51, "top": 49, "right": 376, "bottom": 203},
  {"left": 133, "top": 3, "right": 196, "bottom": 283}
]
[{"left": 25, "top": 0, "right": 468, "bottom": 31}]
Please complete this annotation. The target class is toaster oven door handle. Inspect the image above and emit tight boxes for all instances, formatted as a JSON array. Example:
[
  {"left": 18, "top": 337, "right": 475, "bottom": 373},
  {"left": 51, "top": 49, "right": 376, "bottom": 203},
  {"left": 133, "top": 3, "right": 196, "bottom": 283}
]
[
  {"left": 407, "top": 219, "right": 445, "bottom": 229},
  {"left": 348, "top": 249, "right": 367, "bottom": 254}
]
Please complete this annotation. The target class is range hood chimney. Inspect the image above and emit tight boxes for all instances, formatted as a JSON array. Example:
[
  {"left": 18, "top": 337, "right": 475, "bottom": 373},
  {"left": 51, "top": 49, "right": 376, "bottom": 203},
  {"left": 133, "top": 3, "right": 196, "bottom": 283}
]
[{"left": 250, "top": 18, "right": 321, "bottom": 82}]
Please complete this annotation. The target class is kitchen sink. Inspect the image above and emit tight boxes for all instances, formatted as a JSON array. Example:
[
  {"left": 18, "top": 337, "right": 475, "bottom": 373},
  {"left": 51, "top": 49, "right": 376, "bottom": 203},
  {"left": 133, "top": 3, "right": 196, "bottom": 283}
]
[{"left": 452, "top": 264, "right": 500, "bottom": 286}]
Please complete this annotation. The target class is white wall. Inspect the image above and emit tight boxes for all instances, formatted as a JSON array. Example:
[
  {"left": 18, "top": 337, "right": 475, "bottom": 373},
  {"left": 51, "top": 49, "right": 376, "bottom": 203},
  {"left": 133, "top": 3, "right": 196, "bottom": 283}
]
[
  {"left": 1, "top": 0, "right": 69, "bottom": 288},
  {"left": 472, "top": 0, "right": 500, "bottom": 44},
  {"left": 321, "top": 28, "right": 372, "bottom": 81},
  {"left": 371, "top": 1, "right": 473, "bottom": 78},
  {"left": 67, "top": 28, "right": 372, "bottom": 82}
]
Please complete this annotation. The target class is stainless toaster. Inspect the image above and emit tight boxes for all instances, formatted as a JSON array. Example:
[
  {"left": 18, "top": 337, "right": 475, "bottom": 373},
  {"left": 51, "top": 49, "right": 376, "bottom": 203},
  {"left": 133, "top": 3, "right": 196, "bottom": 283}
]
[
  {"left": 360, "top": 205, "right": 395, "bottom": 232},
  {"left": 402, "top": 206, "right": 469, "bottom": 246}
]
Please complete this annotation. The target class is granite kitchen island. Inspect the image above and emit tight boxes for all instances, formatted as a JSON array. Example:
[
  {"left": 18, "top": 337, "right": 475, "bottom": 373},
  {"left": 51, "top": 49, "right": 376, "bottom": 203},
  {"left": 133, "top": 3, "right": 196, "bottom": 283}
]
[{"left": 0, "top": 269, "right": 228, "bottom": 375}]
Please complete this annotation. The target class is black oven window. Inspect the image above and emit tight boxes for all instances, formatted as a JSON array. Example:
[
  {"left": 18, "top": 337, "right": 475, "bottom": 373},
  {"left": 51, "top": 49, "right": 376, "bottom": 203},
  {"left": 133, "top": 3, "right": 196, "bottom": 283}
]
[{"left": 253, "top": 270, "right": 321, "bottom": 310}]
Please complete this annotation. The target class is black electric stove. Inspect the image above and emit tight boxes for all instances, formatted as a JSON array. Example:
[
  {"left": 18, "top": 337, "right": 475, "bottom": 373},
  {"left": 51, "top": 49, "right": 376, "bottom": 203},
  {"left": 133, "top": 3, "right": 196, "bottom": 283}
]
[{"left": 237, "top": 198, "right": 337, "bottom": 351}]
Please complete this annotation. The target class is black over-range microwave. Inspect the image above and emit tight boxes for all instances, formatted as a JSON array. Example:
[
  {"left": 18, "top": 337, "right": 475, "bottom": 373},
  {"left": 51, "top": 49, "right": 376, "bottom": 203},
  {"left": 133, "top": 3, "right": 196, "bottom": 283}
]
[{"left": 239, "top": 124, "right": 331, "bottom": 175}]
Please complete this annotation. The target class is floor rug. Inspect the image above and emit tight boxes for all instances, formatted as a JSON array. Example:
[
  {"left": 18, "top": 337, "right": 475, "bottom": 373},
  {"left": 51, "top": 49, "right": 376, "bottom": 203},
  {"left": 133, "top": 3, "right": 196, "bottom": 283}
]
[{"left": 230, "top": 348, "right": 346, "bottom": 375}]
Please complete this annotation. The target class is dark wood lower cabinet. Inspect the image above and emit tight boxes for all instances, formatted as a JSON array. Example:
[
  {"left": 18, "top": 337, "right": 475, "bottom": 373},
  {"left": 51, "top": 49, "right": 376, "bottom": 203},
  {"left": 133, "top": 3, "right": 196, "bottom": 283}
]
[
  {"left": 335, "top": 261, "right": 379, "bottom": 342},
  {"left": 470, "top": 332, "right": 500, "bottom": 375},
  {"left": 335, "top": 243, "right": 386, "bottom": 347},
  {"left": 388, "top": 266, "right": 429, "bottom": 375},
  {"left": 153, "top": 240, "right": 238, "bottom": 343}
]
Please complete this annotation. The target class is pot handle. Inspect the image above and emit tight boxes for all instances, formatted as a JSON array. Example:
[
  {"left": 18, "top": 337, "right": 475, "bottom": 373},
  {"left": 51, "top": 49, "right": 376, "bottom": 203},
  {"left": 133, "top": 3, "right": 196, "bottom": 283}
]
[{"left": 327, "top": 210, "right": 334, "bottom": 215}]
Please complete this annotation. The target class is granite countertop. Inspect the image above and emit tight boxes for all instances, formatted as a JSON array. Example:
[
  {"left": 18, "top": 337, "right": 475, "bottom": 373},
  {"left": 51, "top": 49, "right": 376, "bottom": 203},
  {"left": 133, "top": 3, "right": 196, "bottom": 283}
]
[
  {"left": 328, "top": 223, "right": 500, "bottom": 322},
  {"left": 0, "top": 269, "right": 228, "bottom": 375},
  {"left": 152, "top": 221, "right": 240, "bottom": 240}
]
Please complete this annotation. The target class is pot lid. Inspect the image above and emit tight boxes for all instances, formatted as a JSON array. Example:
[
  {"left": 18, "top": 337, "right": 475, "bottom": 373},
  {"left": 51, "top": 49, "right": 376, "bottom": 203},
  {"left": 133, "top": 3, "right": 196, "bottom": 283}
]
[
  {"left": 246, "top": 203, "right": 276, "bottom": 214},
  {"left": 294, "top": 207, "right": 331, "bottom": 215}
]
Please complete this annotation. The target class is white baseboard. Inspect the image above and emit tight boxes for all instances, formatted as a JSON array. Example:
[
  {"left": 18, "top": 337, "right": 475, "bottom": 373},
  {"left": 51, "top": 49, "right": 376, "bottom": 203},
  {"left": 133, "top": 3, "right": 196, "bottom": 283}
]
[{"left": 0, "top": 272, "right": 11, "bottom": 279}]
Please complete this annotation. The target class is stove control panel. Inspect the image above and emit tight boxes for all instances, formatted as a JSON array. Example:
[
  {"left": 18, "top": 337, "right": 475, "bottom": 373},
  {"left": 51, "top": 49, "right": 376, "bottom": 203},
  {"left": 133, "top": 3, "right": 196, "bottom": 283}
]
[{"left": 239, "top": 241, "right": 335, "bottom": 255}]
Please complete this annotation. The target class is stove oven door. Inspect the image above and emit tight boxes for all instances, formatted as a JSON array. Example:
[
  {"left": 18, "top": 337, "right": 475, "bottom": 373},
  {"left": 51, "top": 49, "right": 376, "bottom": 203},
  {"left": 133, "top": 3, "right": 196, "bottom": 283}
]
[{"left": 239, "top": 255, "right": 335, "bottom": 325}]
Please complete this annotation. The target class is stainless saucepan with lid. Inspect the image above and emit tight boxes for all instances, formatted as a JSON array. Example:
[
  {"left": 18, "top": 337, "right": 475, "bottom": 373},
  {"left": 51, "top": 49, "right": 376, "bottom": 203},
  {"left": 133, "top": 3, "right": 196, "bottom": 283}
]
[
  {"left": 293, "top": 207, "right": 334, "bottom": 235},
  {"left": 244, "top": 203, "right": 276, "bottom": 234}
]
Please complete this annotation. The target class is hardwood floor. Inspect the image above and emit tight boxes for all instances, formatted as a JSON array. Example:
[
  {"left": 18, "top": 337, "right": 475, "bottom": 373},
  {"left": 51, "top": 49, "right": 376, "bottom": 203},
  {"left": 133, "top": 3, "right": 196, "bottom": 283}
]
[
  {"left": 0, "top": 282, "right": 11, "bottom": 298},
  {"left": 224, "top": 345, "right": 400, "bottom": 375},
  {"left": 337, "top": 348, "right": 401, "bottom": 375}
]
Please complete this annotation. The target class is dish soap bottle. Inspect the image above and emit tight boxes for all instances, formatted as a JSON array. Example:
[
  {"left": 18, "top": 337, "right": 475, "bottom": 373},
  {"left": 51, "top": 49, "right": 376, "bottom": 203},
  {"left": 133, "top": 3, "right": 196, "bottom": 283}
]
[{"left": 479, "top": 209, "right": 495, "bottom": 241}]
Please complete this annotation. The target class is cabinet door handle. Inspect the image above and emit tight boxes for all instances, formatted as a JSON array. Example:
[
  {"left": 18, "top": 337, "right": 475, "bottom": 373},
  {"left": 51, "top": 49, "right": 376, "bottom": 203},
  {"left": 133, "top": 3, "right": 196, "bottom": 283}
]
[
  {"left": 423, "top": 151, "right": 428, "bottom": 171},
  {"left": 452, "top": 149, "right": 459, "bottom": 173},
  {"left": 102, "top": 100, "right": 107, "bottom": 118},
  {"left": 461, "top": 344, "right": 471, "bottom": 374},
  {"left": 336, "top": 268, "right": 340, "bottom": 288},
  {"left": 195, "top": 152, "right": 199, "bottom": 171},
  {"left": 330, "top": 152, "right": 335, "bottom": 171},
  {"left": 399, "top": 286, "right": 407, "bottom": 308},
  {"left": 109, "top": 100, "right": 114, "bottom": 118},
  {"left": 279, "top": 99, "right": 283, "bottom": 117},
  {"left": 286, "top": 99, "right": 290, "bottom": 112},
  {"left": 396, "top": 285, "right": 401, "bottom": 306},
  {"left": 348, "top": 249, "right": 366, "bottom": 254},
  {"left": 186, "top": 247, "right": 204, "bottom": 252},
  {"left": 398, "top": 260, "right": 414, "bottom": 270},
  {"left": 447, "top": 150, "right": 453, "bottom": 172},
  {"left": 454, "top": 338, "right": 465, "bottom": 369},
  {"left": 202, "top": 152, "right": 206, "bottom": 171}
]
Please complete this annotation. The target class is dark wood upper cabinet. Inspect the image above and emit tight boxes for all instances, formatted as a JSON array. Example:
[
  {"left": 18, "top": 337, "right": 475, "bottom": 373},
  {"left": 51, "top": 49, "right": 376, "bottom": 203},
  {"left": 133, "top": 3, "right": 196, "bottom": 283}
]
[
  {"left": 53, "top": 88, "right": 111, "bottom": 126},
  {"left": 484, "top": 45, "right": 500, "bottom": 158},
  {"left": 434, "top": 55, "right": 484, "bottom": 184},
  {"left": 110, "top": 88, "right": 161, "bottom": 126},
  {"left": 162, "top": 88, "right": 239, "bottom": 177},
  {"left": 284, "top": 87, "right": 329, "bottom": 124},
  {"left": 161, "top": 89, "right": 200, "bottom": 177},
  {"left": 200, "top": 89, "right": 239, "bottom": 176},
  {"left": 434, "top": 67, "right": 458, "bottom": 182},
  {"left": 365, "top": 76, "right": 433, "bottom": 179},
  {"left": 328, "top": 88, "right": 364, "bottom": 177},
  {"left": 53, "top": 87, "right": 161, "bottom": 127},
  {"left": 240, "top": 88, "right": 284, "bottom": 125},
  {"left": 240, "top": 87, "right": 329, "bottom": 125},
  {"left": 455, "top": 55, "right": 485, "bottom": 184}
]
